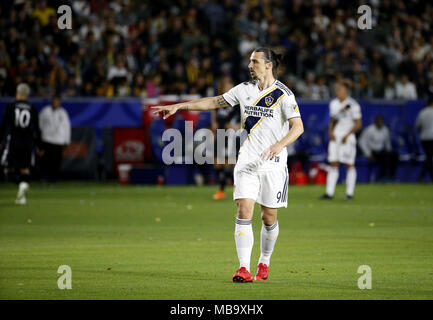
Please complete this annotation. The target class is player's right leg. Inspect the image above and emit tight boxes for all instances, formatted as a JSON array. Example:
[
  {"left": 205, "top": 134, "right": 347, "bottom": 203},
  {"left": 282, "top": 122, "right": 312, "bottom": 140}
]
[
  {"left": 321, "top": 162, "right": 339, "bottom": 199},
  {"left": 233, "top": 198, "right": 255, "bottom": 283},
  {"left": 321, "top": 141, "right": 339, "bottom": 199},
  {"left": 253, "top": 167, "right": 287, "bottom": 281},
  {"left": 256, "top": 206, "right": 279, "bottom": 281},
  {"left": 232, "top": 169, "right": 260, "bottom": 283},
  {"left": 1, "top": 135, "right": 11, "bottom": 182}
]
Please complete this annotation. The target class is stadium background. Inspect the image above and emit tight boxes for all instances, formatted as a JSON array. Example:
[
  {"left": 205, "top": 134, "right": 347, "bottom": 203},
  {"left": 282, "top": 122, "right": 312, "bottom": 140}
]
[
  {"left": 0, "top": 0, "right": 433, "bottom": 301},
  {"left": 0, "top": 0, "right": 432, "bottom": 184}
]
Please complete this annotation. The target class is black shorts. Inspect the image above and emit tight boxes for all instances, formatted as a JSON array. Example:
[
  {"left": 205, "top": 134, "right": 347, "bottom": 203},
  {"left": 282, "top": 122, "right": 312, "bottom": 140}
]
[{"left": 1, "top": 139, "right": 33, "bottom": 170}]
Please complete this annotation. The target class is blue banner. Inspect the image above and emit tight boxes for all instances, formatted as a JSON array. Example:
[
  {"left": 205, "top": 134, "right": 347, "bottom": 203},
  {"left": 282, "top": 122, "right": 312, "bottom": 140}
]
[{"left": 0, "top": 98, "right": 142, "bottom": 128}]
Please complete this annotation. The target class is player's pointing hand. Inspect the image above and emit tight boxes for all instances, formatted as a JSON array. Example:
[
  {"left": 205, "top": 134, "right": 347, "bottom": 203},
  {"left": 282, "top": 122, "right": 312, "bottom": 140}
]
[{"left": 152, "top": 104, "right": 184, "bottom": 120}]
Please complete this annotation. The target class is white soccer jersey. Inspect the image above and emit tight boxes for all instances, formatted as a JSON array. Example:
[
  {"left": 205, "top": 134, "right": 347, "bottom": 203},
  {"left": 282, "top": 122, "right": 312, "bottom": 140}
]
[
  {"left": 329, "top": 96, "right": 362, "bottom": 139},
  {"left": 223, "top": 80, "right": 301, "bottom": 172}
]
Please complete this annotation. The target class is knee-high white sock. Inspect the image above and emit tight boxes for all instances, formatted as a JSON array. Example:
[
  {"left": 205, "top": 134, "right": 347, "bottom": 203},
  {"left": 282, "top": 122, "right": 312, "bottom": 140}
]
[
  {"left": 234, "top": 218, "right": 254, "bottom": 272},
  {"left": 326, "top": 167, "right": 339, "bottom": 196},
  {"left": 346, "top": 167, "right": 357, "bottom": 196},
  {"left": 259, "top": 221, "right": 279, "bottom": 267}
]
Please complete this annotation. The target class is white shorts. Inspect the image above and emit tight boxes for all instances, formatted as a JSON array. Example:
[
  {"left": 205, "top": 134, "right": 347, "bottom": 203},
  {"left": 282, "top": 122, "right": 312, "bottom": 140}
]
[
  {"left": 327, "top": 135, "right": 357, "bottom": 165},
  {"left": 233, "top": 166, "right": 289, "bottom": 208}
]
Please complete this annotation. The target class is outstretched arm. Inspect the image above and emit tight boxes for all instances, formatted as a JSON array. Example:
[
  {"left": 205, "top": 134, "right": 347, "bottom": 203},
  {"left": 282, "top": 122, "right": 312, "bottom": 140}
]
[
  {"left": 261, "top": 117, "right": 304, "bottom": 161},
  {"left": 152, "top": 95, "right": 230, "bottom": 120}
]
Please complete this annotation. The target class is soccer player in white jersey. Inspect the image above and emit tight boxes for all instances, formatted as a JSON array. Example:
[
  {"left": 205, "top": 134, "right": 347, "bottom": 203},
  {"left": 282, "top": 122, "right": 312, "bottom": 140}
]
[
  {"left": 153, "top": 47, "right": 304, "bottom": 283},
  {"left": 320, "top": 81, "right": 362, "bottom": 200}
]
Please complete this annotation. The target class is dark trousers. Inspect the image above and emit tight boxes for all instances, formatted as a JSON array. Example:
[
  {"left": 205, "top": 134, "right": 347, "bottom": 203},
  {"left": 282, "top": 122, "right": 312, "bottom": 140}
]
[
  {"left": 421, "top": 140, "right": 433, "bottom": 181},
  {"left": 41, "top": 142, "right": 63, "bottom": 182},
  {"left": 371, "top": 150, "right": 399, "bottom": 180}
]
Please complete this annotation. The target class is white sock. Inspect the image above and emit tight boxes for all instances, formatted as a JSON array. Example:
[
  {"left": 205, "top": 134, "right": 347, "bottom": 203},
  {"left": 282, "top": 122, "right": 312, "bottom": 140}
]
[
  {"left": 234, "top": 218, "right": 254, "bottom": 272},
  {"left": 259, "top": 221, "right": 279, "bottom": 267},
  {"left": 346, "top": 167, "right": 357, "bottom": 196},
  {"left": 326, "top": 167, "right": 339, "bottom": 196},
  {"left": 17, "top": 182, "right": 29, "bottom": 199}
]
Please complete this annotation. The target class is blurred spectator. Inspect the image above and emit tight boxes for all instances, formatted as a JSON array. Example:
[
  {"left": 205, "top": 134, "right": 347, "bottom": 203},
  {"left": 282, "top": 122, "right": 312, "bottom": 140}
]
[
  {"left": 132, "top": 74, "right": 147, "bottom": 97},
  {"left": 47, "top": 54, "right": 67, "bottom": 94},
  {"left": 0, "top": 1, "right": 433, "bottom": 99},
  {"left": 313, "top": 6, "right": 330, "bottom": 31},
  {"left": 316, "top": 77, "right": 330, "bottom": 100},
  {"left": 96, "top": 80, "right": 114, "bottom": 97},
  {"left": 107, "top": 57, "right": 129, "bottom": 83},
  {"left": 239, "top": 31, "right": 259, "bottom": 57},
  {"left": 73, "top": 1, "right": 91, "bottom": 18},
  {"left": 415, "top": 98, "right": 433, "bottom": 182},
  {"left": 369, "top": 67, "right": 385, "bottom": 98},
  {"left": 39, "top": 94, "right": 71, "bottom": 182},
  {"left": 116, "top": 78, "right": 131, "bottom": 97},
  {"left": 63, "top": 76, "right": 79, "bottom": 97},
  {"left": 296, "top": 72, "right": 318, "bottom": 99},
  {"left": 359, "top": 115, "right": 398, "bottom": 181},
  {"left": 396, "top": 75, "right": 417, "bottom": 99},
  {"left": 384, "top": 73, "right": 397, "bottom": 99},
  {"left": 81, "top": 82, "right": 95, "bottom": 96},
  {"left": 32, "top": 0, "right": 55, "bottom": 27}
]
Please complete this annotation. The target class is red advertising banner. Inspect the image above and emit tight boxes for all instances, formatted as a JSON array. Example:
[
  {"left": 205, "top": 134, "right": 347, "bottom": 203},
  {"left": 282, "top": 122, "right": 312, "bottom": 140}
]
[{"left": 113, "top": 127, "right": 148, "bottom": 167}]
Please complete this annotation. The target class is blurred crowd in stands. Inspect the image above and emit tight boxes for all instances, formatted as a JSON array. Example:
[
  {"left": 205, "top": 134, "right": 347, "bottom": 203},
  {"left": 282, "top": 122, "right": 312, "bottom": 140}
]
[{"left": 1, "top": 0, "right": 433, "bottom": 100}]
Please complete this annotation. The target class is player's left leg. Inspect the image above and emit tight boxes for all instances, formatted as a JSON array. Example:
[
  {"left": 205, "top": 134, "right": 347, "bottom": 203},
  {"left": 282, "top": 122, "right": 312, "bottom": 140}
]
[
  {"left": 232, "top": 198, "right": 255, "bottom": 283},
  {"left": 321, "top": 140, "right": 339, "bottom": 199},
  {"left": 255, "top": 206, "right": 279, "bottom": 281},
  {"left": 253, "top": 168, "right": 288, "bottom": 280},
  {"left": 15, "top": 167, "right": 30, "bottom": 205},
  {"left": 14, "top": 144, "right": 32, "bottom": 205},
  {"left": 232, "top": 169, "right": 260, "bottom": 283}
]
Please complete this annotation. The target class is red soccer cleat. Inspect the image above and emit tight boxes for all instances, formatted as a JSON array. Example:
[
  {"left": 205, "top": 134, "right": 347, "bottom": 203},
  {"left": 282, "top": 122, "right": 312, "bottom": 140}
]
[
  {"left": 254, "top": 263, "right": 269, "bottom": 281},
  {"left": 232, "top": 267, "right": 253, "bottom": 283}
]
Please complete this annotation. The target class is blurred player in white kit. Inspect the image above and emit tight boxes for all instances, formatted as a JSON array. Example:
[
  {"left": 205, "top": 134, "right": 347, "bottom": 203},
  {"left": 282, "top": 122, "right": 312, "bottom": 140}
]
[{"left": 320, "top": 81, "right": 362, "bottom": 200}]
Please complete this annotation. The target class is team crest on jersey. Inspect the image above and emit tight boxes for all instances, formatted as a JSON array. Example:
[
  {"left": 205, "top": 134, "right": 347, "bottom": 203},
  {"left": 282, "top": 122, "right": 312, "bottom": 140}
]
[{"left": 265, "top": 96, "right": 274, "bottom": 106}]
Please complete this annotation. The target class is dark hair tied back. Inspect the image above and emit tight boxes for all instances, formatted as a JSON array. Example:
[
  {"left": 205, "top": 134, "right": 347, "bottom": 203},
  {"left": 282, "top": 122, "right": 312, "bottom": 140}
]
[{"left": 254, "top": 47, "right": 283, "bottom": 75}]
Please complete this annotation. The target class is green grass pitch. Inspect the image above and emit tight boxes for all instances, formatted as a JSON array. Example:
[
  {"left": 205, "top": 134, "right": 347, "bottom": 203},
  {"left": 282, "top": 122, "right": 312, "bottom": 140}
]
[{"left": 0, "top": 182, "right": 432, "bottom": 300}]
